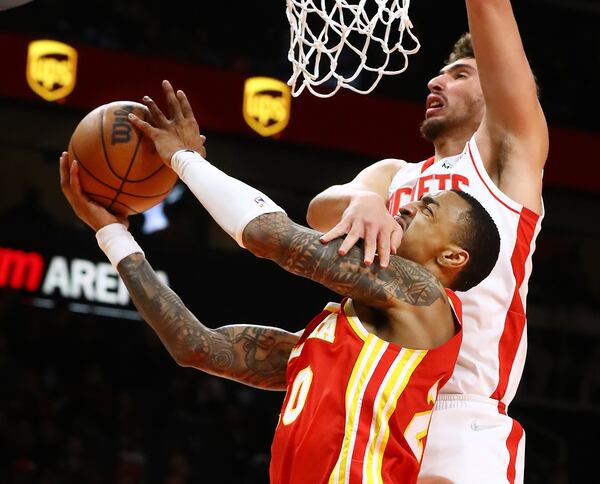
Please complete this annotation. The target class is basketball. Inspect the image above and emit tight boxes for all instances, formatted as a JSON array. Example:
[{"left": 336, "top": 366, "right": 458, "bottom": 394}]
[{"left": 67, "top": 101, "right": 178, "bottom": 216}]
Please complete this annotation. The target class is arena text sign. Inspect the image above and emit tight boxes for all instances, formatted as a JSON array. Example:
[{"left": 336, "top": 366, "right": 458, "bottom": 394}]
[{"left": 0, "top": 246, "right": 168, "bottom": 319}]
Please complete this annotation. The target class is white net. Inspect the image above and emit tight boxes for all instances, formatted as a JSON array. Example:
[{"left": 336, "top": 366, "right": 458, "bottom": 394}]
[{"left": 286, "top": 0, "right": 420, "bottom": 98}]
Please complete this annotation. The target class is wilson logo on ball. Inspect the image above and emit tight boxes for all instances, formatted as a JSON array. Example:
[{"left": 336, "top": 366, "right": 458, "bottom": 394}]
[
  {"left": 111, "top": 108, "right": 134, "bottom": 144},
  {"left": 68, "top": 101, "right": 178, "bottom": 216}
]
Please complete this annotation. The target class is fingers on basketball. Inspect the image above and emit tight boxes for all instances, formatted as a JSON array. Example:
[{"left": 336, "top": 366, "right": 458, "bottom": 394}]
[
  {"left": 69, "top": 160, "right": 82, "bottom": 193},
  {"left": 68, "top": 101, "right": 178, "bottom": 216},
  {"left": 127, "top": 112, "right": 156, "bottom": 139},
  {"left": 59, "top": 152, "right": 70, "bottom": 194},
  {"left": 142, "top": 96, "right": 169, "bottom": 127}
]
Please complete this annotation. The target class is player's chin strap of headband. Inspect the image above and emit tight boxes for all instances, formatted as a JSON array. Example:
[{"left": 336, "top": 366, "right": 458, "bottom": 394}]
[{"left": 170, "top": 149, "right": 285, "bottom": 247}]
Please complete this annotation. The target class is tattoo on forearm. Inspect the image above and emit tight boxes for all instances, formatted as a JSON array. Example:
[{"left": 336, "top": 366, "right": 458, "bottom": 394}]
[
  {"left": 223, "top": 326, "right": 295, "bottom": 378},
  {"left": 118, "top": 254, "right": 295, "bottom": 390},
  {"left": 244, "top": 213, "right": 444, "bottom": 307}
]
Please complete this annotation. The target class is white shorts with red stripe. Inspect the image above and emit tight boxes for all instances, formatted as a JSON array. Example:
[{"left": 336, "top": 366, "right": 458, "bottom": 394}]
[{"left": 418, "top": 395, "right": 525, "bottom": 484}]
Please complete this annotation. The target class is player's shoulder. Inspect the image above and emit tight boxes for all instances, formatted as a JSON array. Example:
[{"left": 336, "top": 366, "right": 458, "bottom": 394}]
[
  {"left": 353, "top": 158, "right": 408, "bottom": 191},
  {"left": 374, "top": 157, "right": 408, "bottom": 171},
  {"left": 377, "top": 157, "right": 435, "bottom": 172},
  {"left": 364, "top": 158, "right": 408, "bottom": 179}
]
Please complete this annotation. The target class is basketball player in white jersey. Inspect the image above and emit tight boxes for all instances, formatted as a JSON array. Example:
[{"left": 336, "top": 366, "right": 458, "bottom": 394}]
[{"left": 306, "top": 2, "right": 548, "bottom": 483}]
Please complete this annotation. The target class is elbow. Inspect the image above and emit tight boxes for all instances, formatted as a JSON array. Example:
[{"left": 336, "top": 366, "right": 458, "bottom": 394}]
[
  {"left": 172, "top": 348, "right": 210, "bottom": 372},
  {"left": 306, "top": 197, "right": 322, "bottom": 231},
  {"left": 244, "top": 236, "right": 272, "bottom": 260},
  {"left": 306, "top": 194, "right": 334, "bottom": 232},
  {"left": 241, "top": 217, "right": 267, "bottom": 258},
  {"left": 242, "top": 215, "right": 284, "bottom": 261},
  {"left": 172, "top": 349, "right": 195, "bottom": 368},
  {"left": 167, "top": 340, "right": 204, "bottom": 369}
]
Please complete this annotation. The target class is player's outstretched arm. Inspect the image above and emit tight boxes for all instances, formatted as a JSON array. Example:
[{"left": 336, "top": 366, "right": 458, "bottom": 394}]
[
  {"left": 59, "top": 152, "right": 296, "bottom": 391},
  {"left": 467, "top": 0, "right": 548, "bottom": 211},
  {"left": 116, "top": 253, "right": 297, "bottom": 390},
  {"left": 244, "top": 211, "right": 445, "bottom": 310},
  {"left": 128, "top": 80, "right": 444, "bottom": 310},
  {"left": 467, "top": 0, "right": 546, "bottom": 135},
  {"left": 128, "top": 81, "right": 404, "bottom": 268}
]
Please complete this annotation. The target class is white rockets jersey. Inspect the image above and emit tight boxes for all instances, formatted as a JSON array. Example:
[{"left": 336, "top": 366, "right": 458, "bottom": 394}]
[{"left": 387, "top": 136, "right": 543, "bottom": 412}]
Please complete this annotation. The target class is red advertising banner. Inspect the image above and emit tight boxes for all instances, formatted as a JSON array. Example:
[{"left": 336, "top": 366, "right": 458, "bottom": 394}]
[{"left": 1, "top": 31, "right": 598, "bottom": 193}]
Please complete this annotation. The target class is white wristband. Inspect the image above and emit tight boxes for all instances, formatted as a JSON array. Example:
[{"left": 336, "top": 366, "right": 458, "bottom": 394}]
[
  {"left": 171, "top": 149, "right": 285, "bottom": 247},
  {"left": 171, "top": 149, "right": 209, "bottom": 177},
  {"left": 96, "top": 223, "right": 144, "bottom": 269}
]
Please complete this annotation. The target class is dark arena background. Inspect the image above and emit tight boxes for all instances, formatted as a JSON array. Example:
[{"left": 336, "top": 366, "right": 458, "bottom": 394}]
[{"left": 1, "top": 1, "right": 599, "bottom": 483}]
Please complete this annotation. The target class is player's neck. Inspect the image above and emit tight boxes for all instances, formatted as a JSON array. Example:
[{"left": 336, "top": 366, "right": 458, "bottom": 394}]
[{"left": 433, "top": 135, "right": 470, "bottom": 161}]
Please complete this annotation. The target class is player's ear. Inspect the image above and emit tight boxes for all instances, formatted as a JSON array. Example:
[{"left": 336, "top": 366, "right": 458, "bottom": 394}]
[{"left": 436, "top": 246, "right": 469, "bottom": 271}]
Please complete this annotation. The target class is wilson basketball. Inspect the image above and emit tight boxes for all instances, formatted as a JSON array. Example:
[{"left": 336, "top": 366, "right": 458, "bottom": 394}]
[{"left": 67, "top": 101, "right": 178, "bottom": 216}]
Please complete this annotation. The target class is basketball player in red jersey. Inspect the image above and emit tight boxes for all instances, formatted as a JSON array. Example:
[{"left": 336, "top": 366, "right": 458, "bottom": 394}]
[
  {"left": 306, "top": 2, "right": 548, "bottom": 483},
  {"left": 59, "top": 81, "right": 501, "bottom": 484}
]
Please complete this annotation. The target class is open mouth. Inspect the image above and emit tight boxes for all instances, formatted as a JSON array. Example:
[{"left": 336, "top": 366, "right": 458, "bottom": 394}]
[{"left": 425, "top": 95, "right": 445, "bottom": 118}]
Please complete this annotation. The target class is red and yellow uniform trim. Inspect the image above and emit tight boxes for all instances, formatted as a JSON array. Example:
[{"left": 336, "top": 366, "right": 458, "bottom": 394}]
[{"left": 329, "top": 300, "right": 428, "bottom": 484}]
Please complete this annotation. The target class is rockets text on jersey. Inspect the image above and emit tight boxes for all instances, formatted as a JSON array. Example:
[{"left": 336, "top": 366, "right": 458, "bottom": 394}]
[{"left": 388, "top": 154, "right": 469, "bottom": 215}]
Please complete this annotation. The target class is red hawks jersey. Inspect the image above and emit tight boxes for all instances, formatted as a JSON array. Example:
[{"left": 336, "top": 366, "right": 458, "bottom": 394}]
[
  {"left": 387, "top": 136, "right": 543, "bottom": 411},
  {"left": 270, "top": 294, "right": 463, "bottom": 484}
]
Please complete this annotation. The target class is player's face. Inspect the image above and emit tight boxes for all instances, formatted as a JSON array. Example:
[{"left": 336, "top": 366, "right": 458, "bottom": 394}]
[
  {"left": 394, "top": 191, "right": 470, "bottom": 271},
  {"left": 420, "top": 58, "right": 485, "bottom": 142}
]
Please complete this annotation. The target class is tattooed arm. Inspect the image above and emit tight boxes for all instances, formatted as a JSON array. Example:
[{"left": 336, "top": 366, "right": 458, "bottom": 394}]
[
  {"left": 59, "top": 152, "right": 295, "bottom": 391},
  {"left": 117, "top": 253, "right": 298, "bottom": 390},
  {"left": 121, "top": 82, "right": 442, "bottom": 310},
  {"left": 243, "top": 212, "right": 445, "bottom": 309}
]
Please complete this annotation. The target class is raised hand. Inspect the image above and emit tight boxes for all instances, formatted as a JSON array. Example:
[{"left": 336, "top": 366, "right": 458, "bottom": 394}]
[
  {"left": 319, "top": 191, "right": 403, "bottom": 268},
  {"left": 128, "top": 80, "right": 207, "bottom": 167},
  {"left": 59, "top": 152, "right": 128, "bottom": 231}
]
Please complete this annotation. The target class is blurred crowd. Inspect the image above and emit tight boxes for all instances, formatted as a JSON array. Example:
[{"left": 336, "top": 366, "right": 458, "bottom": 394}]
[{"left": 0, "top": 295, "right": 281, "bottom": 484}]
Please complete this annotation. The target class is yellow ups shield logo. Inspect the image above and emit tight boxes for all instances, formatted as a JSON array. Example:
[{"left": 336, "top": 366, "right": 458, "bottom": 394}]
[
  {"left": 243, "top": 77, "right": 291, "bottom": 137},
  {"left": 26, "top": 40, "right": 78, "bottom": 102}
]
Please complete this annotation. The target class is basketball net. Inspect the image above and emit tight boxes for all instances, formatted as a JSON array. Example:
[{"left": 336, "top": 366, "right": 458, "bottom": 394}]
[{"left": 286, "top": 0, "right": 419, "bottom": 98}]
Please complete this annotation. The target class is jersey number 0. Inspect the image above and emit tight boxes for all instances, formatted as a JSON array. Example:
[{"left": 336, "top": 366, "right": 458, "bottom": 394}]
[{"left": 282, "top": 365, "right": 436, "bottom": 463}]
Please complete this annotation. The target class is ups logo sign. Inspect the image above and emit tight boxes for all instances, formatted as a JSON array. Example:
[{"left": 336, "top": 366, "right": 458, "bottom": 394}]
[
  {"left": 26, "top": 40, "right": 78, "bottom": 102},
  {"left": 243, "top": 77, "right": 291, "bottom": 137}
]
